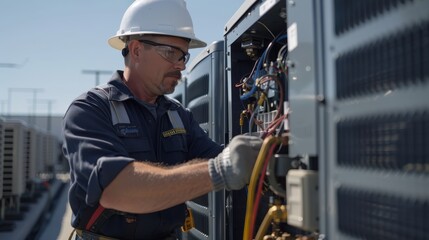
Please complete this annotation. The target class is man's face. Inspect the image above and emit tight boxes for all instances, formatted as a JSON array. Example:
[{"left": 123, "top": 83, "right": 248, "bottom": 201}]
[{"left": 134, "top": 36, "right": 189, "bottom": 98}]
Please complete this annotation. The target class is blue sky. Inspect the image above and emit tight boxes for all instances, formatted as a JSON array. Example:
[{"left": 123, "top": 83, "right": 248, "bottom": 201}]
[{"left": 0, "top": 0, "right": 243, "bottom": 116}]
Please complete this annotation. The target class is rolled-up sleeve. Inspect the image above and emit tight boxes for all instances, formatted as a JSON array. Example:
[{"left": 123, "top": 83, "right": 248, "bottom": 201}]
[{"left": 63, "top": 92, "right": 134, "bottom": 207}]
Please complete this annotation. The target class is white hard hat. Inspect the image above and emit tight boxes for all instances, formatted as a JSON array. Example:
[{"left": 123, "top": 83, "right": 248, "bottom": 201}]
[{"left": 108, "top": 0, "right": 207, "bottom": 50}]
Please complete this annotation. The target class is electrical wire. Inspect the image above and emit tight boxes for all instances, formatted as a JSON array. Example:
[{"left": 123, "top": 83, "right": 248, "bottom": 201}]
[
  {"left": 249, "top": 143, "right": 278, "bottom": 239},
  {"left": 265, "top": 114, "right": 287, "bottom": 137},
  {"left": 246, "top": 60, "right": 288, "bottom": 239},
  {"left": 240, "top": 30, "right": 290, "bottom": 240},
  {"left": 259, "top": 75, "right": 285, "bottom": 137},
  {"left": 243, "top": 136, "right": 282, "bottom": 240},
  {"left": 248, "top": 105, "right": 260, "bottom": 134},
  {"left": 277, "top": 44, "right": 288, "bottom": 71},
  {"left": 240, "top": 57, "right": 264, "bottom": 101},
  {"left": 235, "top": 58, "right": 260, "bottom": 103},
  {"left": 257, "top": 21, "right": 276, "bottom": 39},
  {"left": 235, "top": 59, "right": 258, "bottom": 89}
]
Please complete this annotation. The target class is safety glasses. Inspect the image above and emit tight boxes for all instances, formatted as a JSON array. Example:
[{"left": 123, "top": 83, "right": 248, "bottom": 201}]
[{"left": 139, "top": 40, "right": 190, "bottom": 64}]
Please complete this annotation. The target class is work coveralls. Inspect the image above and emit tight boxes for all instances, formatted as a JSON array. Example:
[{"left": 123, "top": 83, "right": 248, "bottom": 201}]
[{"left": 62, "top": 71, "right": 223, "bottom": 239}]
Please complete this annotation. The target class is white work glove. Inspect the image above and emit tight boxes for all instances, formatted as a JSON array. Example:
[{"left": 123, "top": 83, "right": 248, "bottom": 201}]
[{"left": 208, "top": 135, "right": 263, "bottom": 191}]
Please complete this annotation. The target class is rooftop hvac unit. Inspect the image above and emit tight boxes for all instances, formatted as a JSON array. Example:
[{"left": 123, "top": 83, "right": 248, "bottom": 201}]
[
  {"left": 41, "top": 133, "right": 51, "bottom": 173},
  {"left": 319, "top": 1, "right": 429, "bottom": 238},
  {"left": 0, "top": 117, "right": 4, "bottom": 200},
  {"left": 167, "top": 79, "right": 186, "bottom": 106},
  {"left": 40, "top": 133, "right": 50, "bottom": 174},
  {"left": 2, "top": 120, "right": 27, "bottom": 197},
  {"left": 44, "top": 134, "right": 59, "bottom": 173},
  {"left": 183, "top": 40, "right": 226, "bottom": 240},
  {"left": 35, "top": 130, "right": 46, "bottom": 174},
  {"left": 186, "top": 40, "right": 225, "bottom": 143},
  {"left": 24, "top": 127, "right": 38, "bottom": 193}
]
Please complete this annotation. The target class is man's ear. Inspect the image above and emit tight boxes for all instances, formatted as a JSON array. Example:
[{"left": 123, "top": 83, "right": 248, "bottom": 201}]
[{"left": 128, "top": 40, "right": 141, "bottom": 59}]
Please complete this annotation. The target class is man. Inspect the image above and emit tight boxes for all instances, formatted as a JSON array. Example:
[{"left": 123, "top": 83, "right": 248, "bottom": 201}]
[{"left": 62, "top": 0, "right": 262, "bottom": 239}]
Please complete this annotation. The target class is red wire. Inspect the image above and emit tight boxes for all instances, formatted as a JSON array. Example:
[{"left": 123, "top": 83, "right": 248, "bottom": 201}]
[
  {"left": 249, "top": 143, "right": 278, "bottom": 238},
  {"left": 260, "top": 75, "right": 285, "bottom": 137},
  {"left": 266, "top": 114, "right": 287, "bottom": 136}
]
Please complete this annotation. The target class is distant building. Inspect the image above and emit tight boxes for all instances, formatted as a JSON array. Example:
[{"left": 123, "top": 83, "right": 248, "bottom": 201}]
[{"left": 1, "top": 114, "right": 63, "bottom": 142}]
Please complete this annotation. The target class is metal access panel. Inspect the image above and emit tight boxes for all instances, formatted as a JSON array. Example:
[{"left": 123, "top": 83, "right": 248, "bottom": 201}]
[
  {"left": 286, "top": 0, "right": 322, "bottom": 157},
  {"left": 2, "top": 120, "right": 27, "bottom": 197},
  {"left": 183, "top": 40, "right": 226, "bottom": 240},
  {"left": 319, "top": 1, "right": 429, "bottom": 239}
]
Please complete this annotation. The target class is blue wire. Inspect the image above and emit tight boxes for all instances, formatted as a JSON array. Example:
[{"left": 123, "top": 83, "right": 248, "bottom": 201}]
[{"left": 240, "top": 33, "right": 287, "bottom": 101}]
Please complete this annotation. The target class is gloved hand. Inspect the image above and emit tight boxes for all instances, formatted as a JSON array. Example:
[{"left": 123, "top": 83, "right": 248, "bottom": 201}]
[{"left": 208, "top": 135, "right": 263, "bottom": 191}]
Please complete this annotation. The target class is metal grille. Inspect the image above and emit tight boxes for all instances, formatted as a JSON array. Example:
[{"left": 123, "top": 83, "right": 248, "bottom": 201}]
[
  {"left": 337, "top": 187, "right": 429, "bottom": 240},
  {"left": 191, "top": 210, "right": 209, "bottom": 236},
  {"left": 24, "top": 130, "right": 31, "bottom": 182},
  {"left": 3, "top": 128, "right": 14, "bottom": 195},
  {"left": 336, "top": 20, "right": 429, "bottom": 99},
  {"left": 337, "top": 111, "right": 429, "bottom": 173},
  {"left": 186, "top": 74, "right": 209, "bottom": 104},
  {"left": 334, "top": 0, "right": 414, "bottom": 35},
  {"left": 0, "top": 119, "right": 4, "bottom": 199},
  {"left": 2, "top": 122, "right": 27, "bottom": 197},
  {"left": 188, "top": 102, "right": 209, "bottom": 125}
]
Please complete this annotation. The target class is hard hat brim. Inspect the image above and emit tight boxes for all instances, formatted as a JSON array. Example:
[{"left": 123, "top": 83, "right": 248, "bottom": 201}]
[{"left": 108, "top": 32, "right": 207, "bottom": 50}]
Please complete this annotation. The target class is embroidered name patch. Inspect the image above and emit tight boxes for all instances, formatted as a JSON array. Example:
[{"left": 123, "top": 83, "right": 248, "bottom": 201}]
[
  {"left": 116, "top": 125, "right": 140, "bottom": 137},
  {"left": 162, "top": 128, "right": 186, "bottom": 137}
]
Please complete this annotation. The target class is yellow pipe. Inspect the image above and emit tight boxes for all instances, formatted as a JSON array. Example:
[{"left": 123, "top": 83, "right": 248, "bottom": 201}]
[
  {"left": 257, "top": 92, "right": 267, "bottom": 106},
  {"left": 243, "top": 136, "right": 282, "bottom": 240},
  {"left": 254, "top": 204, "right": 287, "bottom": 240}
]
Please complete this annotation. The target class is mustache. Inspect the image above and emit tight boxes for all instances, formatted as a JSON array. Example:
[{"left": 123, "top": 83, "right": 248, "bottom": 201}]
[{"left": 164, "top": 71, "right": 182, "bottom": 79}]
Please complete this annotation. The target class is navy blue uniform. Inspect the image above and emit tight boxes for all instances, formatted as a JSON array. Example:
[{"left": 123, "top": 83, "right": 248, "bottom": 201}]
[{"left": 62, "top": 71, "right": 222, "bottom": 239}]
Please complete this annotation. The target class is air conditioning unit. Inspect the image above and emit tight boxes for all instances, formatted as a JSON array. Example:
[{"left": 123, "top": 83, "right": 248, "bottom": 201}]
[
  {"left": 24, "top": 126, "right": 39, "bottom": 195},
  {"left": 44, "top": 133, "right": 59, "bottom": 174},
  {"left": 35, "top": 130, "right": 46, "bottom": 174},
  {"left": 167, "top": 79, "right": 186, "bottom": 106},
  {"left": 183, "top": 40, "right": 226, "bottom": 240},
  {"left": 2, "top": 120, "right": 27, "bottom": 197}
]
